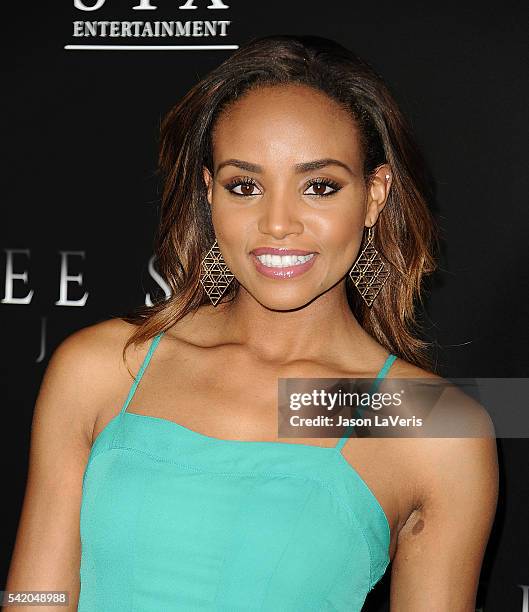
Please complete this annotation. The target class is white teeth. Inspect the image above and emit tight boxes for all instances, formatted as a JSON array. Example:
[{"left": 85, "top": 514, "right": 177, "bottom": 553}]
[{"left": 255, "top": 253, "right": 315, "bottom": 267}]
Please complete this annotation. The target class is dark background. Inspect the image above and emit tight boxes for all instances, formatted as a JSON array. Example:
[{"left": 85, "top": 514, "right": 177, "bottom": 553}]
[{"left": 2, "top": 1, "right": 528, "bottom": 610}]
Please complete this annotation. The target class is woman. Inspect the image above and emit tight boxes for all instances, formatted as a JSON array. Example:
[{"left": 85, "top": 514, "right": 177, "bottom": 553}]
[{"left": 5, "top": 35, "right": 498, "bottom": 611}]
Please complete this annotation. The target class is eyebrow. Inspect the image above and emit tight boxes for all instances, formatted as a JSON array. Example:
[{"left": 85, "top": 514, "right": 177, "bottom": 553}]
[{"left": 215, "top": 158, "right": 355, "bottom": 176}]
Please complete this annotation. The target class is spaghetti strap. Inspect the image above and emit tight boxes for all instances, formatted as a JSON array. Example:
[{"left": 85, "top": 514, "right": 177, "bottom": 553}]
[
  {"left": 118, "top": 332, "right": 165, "bottom": 417},
  {"left": 335, "top": 353, "right": 397, "bottom": 452}
]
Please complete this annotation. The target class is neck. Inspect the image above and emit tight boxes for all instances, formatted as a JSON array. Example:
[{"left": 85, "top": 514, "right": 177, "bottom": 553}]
[{"left": 215, "top": 280, "right": 378, "bottom": 367}]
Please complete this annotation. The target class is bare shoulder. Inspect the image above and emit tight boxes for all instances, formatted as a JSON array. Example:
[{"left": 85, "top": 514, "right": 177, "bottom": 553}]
[
  {"left": 47, "top": 317, "right": 142, "bottom": 389},
  {"left": 53, "top": 316, "right": 138, "bottom": 358},
  {"left": 41, "top": 317, "right": 146, "bottom": 446},
  {"left": 388, "top": 356, "right": 497, "bottom": 483}
]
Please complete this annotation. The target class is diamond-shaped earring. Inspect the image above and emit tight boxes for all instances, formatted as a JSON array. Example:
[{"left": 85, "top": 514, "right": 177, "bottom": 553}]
[
  {"left": 348, "top": 226, "right": 390, "bottom": 307},
  {"left": 199, "top": 239, "right": 235, "bottom": 306}
]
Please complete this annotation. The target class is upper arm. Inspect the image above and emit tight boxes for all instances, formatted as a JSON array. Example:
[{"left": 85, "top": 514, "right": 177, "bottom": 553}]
[
  {"left": 389, "top": 394, "right": 499, "bottom": 611},
  {"left": 3, "top": 320, "right": 132, "bottom": 611}
]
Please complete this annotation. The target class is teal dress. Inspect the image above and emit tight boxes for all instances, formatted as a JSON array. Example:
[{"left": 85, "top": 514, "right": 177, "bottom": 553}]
[{"left": 79, "top": 332, "right": 397, "bottom": 611}]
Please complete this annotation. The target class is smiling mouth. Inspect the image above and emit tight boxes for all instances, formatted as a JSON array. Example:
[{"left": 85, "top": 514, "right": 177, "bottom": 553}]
[
  {"left": 254, "top": 253, "right": 316, "bottom": 268},
  {"left": 249, "top": 248, "right": 318, "bottom": 279}
]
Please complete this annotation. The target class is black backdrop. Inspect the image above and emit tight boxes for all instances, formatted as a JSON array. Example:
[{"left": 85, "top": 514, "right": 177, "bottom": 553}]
[{"left": 2, "top": 2, "right": 528, "bottom": 610}]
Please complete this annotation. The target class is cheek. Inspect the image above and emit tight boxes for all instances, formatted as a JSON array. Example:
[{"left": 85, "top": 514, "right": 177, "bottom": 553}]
[
  {"left": 314, "top": 203, "right": 365, "bottom": 254},
  {"left": 210, "top": 200, "right": 253, "bottom": 251}
]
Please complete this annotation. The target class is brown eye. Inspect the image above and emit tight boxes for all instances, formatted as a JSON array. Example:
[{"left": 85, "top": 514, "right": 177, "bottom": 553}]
[
  {"left": 304, "top": 179, "right": 341, "bottom": 197},
  {"left": 312, "top": 183, "right": 328, "bottom": 195},
  {"left": 238, "top": 183, "right": 256, "bottom": 196},
  {"left": 225, "top": 178, "right": 262, "bottom": 197}
]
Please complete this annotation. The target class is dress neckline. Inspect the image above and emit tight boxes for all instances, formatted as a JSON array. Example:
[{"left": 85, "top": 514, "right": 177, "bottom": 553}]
[
  {"left": 87, "top": 331, "right": 397, "bottom": 548},
  {"left": 117, "top": 331, "right": 398, "bottom": 452},
  {"left": 88, "top": 409, "right": 392, "bottom": 547},
  {"left": 126, "top": 409, "right": 348, "bottom": 451}
]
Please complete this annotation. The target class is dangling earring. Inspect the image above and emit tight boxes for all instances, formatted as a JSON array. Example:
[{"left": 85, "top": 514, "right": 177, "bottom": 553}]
[
  {"left": 199, "top": 238, "right": 235, "bottom": 306},
  {"left": 348, "top": 226, "right": 390, "bottom": 307}
]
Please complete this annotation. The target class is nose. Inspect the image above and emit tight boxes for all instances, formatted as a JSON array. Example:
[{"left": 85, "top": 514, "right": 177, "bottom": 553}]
[{"left": 257, "top": 192, "right": 304, "bottom": 240}]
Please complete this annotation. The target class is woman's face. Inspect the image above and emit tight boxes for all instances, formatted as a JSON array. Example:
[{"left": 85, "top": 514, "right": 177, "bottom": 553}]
[{"left": 203, "top": 83, "right": 391, "bottom": 311}]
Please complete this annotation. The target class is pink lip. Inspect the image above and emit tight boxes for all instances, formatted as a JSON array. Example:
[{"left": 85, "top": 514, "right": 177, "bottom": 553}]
[
  {"left": 250, "top": 251, "right": 318, "bottom": 280},
  {"left": 251, "top": 247, "right": 317, "bottom": 256}
]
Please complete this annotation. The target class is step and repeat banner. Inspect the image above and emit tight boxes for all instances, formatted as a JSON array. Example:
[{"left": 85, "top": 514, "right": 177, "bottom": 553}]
[{"left": 2, "top": 1, "right": 528, "bottom": 610}]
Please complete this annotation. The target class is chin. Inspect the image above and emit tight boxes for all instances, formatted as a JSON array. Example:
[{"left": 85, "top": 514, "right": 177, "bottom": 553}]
[{"left": 252, "top": 290, "right": 320, "bottom": 312}]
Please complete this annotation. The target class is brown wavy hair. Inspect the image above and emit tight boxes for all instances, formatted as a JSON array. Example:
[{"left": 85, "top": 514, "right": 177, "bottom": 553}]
[{"left": 122, "top": 34, "right": 439, "bottom": 371}]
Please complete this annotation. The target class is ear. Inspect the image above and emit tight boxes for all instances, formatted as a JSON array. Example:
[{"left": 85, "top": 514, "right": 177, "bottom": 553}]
[
  {"left": 364, "top": 164, "right": 392, "bottom": 228},
  {"left": 203, "top": 166, "right": 214, "bottom": 207}
]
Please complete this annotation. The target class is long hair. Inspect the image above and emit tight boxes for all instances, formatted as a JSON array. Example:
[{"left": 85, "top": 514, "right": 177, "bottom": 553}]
[{"left": 122, "top": 34, "right": 439, "bottom": 371}]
